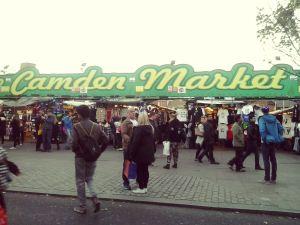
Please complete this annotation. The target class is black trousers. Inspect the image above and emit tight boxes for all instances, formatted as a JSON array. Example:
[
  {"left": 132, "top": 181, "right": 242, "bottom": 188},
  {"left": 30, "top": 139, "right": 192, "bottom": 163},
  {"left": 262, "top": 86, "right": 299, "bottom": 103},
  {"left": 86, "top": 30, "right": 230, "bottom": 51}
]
[
  {"left": 0, "top": 135, "right": 4, "bottom": 144},
  {"left": 0, "top": 192, "right": 6, "bottom": 211},
  {"left": 229, "top": 147, "right": 244, "bottom": 171},
  {"left": 36, "top": 135, "right": 43, "bottom": 150},
  {"left": 12, "top": 133, "right": 20, "bottom": 147},
  {"left": 122, "top": 151, "right": 130, "bottom": 187},
  {"left": 198, "top": 142, "right": 215, "bottom": 163},
  {"left": 136, "top": 163, "right": 149, "bottom": 189},
  {"left": 242, "top": 143, "right": 261, "bottom": 168},
  {"left": 195, "top": 143, "right": 209, "bottom": 160},
  {"left": 20, "top": 131, "right": 25, "bottom": 144}
]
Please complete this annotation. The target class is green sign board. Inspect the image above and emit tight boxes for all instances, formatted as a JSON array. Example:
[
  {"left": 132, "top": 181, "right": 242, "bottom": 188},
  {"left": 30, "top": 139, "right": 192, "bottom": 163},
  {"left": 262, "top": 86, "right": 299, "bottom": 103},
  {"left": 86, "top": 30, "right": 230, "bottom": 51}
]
[{"left": 0, "top": 63, "right": 299, "bottom": 98}]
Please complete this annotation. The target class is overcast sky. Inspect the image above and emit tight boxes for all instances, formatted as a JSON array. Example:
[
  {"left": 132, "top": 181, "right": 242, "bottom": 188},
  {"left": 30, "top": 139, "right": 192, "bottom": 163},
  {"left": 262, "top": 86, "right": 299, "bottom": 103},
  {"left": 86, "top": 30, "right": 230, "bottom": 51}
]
[{"left": 0, "top": 0, "right": 298, "bottom": 74}]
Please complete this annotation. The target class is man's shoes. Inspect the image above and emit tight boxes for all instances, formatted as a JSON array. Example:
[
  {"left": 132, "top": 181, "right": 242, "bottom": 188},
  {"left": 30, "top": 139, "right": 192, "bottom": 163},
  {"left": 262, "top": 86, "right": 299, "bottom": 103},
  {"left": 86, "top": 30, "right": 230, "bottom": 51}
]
[
  {"left": 227, "top": 162, "right": 233, "bottom": 166},
  {"left": 236, "top": 169, "right": 246, "bottom": 172},
  {"left": 255, "top": 167, "right": 264, "bottom": 170},
  {"left": 194, "top": 158, "right": 198, "bottom": 162},
  {"left": 73, "top": 206, "right": 87, "bottom": 214},
  {"left": 270, "top": 180, "right": 277, "bottom": 184},
  {"left": 92, "top": 197, "right": 100, "bottom": 213},
  {"left": 172, "top": 164, "right": 177, "bottom": 169},
  {"left": 163, "top": 164, "right": 170, "bottom": 169},
  {"left": 259, "top": 180, "right": 271, "bottom": 184},
  {"left": 198, "top": 159, "right": 203, "bottom": 163},
  {"left": 36, "top": 149, "right": 42, "bottom": 151},
  {"left": 241, "top": 166, "right": 245, "bottom": 169},
  {"left": 123, "top": 184, "right": 131, "bottom": 190},
  {"left": 132, "top": 188, "right": 147, "bottom": 194},
  {"left": 9, "top": 147, "right": 16, "bottom": 150},
  {"left": 211, "top": 161, "right": 220, "bottom": 165}
]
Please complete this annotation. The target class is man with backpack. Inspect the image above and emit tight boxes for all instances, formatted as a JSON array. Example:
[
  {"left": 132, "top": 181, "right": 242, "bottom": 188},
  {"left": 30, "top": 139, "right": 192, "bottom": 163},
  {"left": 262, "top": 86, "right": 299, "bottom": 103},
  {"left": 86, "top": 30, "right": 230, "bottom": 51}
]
[
  {"left": 72, "top": 105, "right": 108, "bottom": 214},
  {"left": 258, "top": 106, "right": 284, "bottom": 184}
]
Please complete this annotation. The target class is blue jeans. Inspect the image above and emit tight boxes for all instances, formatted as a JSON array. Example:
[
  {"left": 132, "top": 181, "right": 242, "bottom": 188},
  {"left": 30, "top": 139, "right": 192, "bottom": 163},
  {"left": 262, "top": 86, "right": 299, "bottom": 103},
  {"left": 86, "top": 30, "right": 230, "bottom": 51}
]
[{"left": 262, "top": 143, "right": 277, "bottom": 181}]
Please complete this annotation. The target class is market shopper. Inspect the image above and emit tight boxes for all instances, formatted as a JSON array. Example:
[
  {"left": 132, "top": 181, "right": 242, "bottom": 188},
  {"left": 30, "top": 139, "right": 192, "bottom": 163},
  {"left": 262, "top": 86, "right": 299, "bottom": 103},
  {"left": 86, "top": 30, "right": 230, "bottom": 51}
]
[
  {"left": 198, "top": 115, "right": 220, "bottom": 164},
  {"left": 114, "top": 117, "right": 122, "bottom": 150},
  {"left": 35, "top": 111, "right": 45, "bottom": 151},
  {"left": 0, "top": 111, "right": 6, "bottom": 146},
  {"left": 43, "top": 110, "right": 56, "bottom": 152},
  {"left": 52, "top": 118, "right": 61, "bottom": 150},
  {"left": 149, "top": 111, "right": 159, "bottom": 144},
  {"left": 228, "top": 115, "right": 245, "bottom": 172},
  {"left": 62, "top": 111, "right": 73, "bottom": 150},
  {"left": 163, "top": 111, "right": 183, "bottom": 169},
  {"left": 129, "top": 112, "right": 155, "bottom": 194},
  {"left": 19, "top": 116, "right": 27, "bottom": 146},
  {"left": 10, "top": 115, "right": 20, "bottom": 150},
  {"left": 120, "top": 109, "right": 136, "bottom": 190},
  {"left": 195, "top": 116, "right": 209, "bottom": 161},
  {"left": 72, "top": 105, "right": 108, "bottom": 214},
  {"left": 242, "top": 115, "right": 263, "bottom": 170},
  {"left": 259, "top": 106, "right": 284, "bottom": 184}
]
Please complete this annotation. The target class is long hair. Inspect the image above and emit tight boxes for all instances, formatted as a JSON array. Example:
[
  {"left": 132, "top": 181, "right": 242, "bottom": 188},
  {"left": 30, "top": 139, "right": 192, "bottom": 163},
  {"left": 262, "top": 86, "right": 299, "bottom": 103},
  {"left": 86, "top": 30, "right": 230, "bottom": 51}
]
[{"left": 137, "top": 112, "right": 151, "bottom": 126}]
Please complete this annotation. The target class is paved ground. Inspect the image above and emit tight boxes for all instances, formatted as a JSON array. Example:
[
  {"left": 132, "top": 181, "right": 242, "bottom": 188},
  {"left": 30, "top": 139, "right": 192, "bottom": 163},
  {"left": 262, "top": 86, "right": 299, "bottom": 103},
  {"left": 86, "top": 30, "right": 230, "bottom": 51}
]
[
  {"left": 6, "top": 192, "right": 300, "bottom": 225},
  {"left": 4, "top": 142, "right": 300, "bottom": 215}
]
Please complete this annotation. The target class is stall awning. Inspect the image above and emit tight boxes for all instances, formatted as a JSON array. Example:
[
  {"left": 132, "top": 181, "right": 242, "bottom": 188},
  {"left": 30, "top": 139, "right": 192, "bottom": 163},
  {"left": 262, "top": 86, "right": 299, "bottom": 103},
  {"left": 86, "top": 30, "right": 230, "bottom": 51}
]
[
  {"left": 63, "top": 100, "right": 95, "bottom": 107},
  {"left": 196, "top": 100, "right": 245, "bottom": 105},
  {"left": 0, "top": 97, "right": 52, "bottom": 107}
]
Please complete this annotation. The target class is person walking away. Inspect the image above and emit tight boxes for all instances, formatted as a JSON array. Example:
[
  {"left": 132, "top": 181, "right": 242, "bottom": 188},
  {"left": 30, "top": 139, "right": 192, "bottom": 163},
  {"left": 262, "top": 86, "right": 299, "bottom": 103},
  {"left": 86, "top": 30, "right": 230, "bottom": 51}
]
[
  {"left": 0, "top": 112, "right": 6, "bottom": 147},
  {"left": 129, "top": 112, "right": 155, "bottom": 194},
  {"left": 72, "top": 105, "right": 108, "bottom": 214},
  {"left": 62, "top": 111, "right": 73, "bottom": 150},
  {"left": 259, "top": 106, "right": 284, "bottom": 184},
  {"left": 35, "top": 112, "right": 44, "bottom": 151},
  {"left": 228, "top": 115, "right": 245, "bottom": 172},
  {"left": 198, "top": 116, "right": 220, "bottom": 164},
  {"left": 43, "top": 110, "right": 55, "bottom": 152},
  {"left": 114, "top": 118, "right": 122, "bottom": 150},
  {"left": 242, "top": 115, "right": 263, "bottom": 170},
  {"left": 10, "top": 116, "right": 20, "bottom": 150},
  {"left": 121, "top": 109, "right": 136, "bottom": 190},
  {"left": 195, "top": 116, "right": 209, "bottom": 161},
  {"left": 163, "top": 111, "right": 183, "bottom": 169}
]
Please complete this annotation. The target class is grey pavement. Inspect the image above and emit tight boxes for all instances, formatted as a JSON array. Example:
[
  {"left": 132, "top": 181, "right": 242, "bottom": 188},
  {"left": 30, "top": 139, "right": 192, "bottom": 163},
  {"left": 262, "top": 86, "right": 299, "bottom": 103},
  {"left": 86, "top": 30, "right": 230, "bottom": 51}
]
[
  {"left": 7, "top": 192, "right": 300, "bottom": 225},
  {"left": 4, "top": 142, "right": 300, "bottom": 215}
]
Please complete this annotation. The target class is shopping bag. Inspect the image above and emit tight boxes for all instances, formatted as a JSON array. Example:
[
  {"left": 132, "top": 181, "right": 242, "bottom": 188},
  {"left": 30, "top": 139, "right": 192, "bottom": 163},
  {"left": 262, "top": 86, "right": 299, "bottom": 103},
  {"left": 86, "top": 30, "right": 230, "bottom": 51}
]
[
  {"left": 163, "top": 141, "right": 170, "bottom": 156},
  {"left": 128, "top": 162, "right": 137, "bottom": 179},
  {"left": 0, "top": 206, "right": 8, "bottom": 225}
]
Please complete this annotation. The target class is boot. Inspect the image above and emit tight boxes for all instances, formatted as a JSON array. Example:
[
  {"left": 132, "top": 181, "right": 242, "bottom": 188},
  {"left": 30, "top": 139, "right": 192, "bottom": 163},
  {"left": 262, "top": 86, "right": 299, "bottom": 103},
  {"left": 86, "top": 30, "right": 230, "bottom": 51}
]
[{"left": 163, "top": 164, "right": 170, "bottom": 169}]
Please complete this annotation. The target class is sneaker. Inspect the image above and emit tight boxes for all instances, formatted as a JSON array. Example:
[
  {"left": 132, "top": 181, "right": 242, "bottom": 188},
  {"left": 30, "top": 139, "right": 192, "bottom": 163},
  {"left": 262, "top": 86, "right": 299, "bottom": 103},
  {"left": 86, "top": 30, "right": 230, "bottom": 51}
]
[
  {"left": 92, "top": 197, "right": 100, "bottom": 213},
  {"left": 9, "top": 147, "right": 16, "bottom": 150},
  {"left": 20, "top": 144, "right": 23, "bottom": 146},
  {"left": 117, "top": 148, "right": 123, "bottom": 151},
  {"left": 172, "top": 164, "right": 177, "bottom": 169},
  {"left": 73, "top": 206, "right": 87, "bottom": 214},
  {"left": 132, "top": 188, "right": 147, "bottom": 194},
  {"left": 144, "top": 188, "right": 148, "bottom": 193},
  {"left": 163, "top": 164, "right": 170, "bottom": 169},
  {"left": 123, "top": 184, "right": 131, "bottom": 190},
  {"left": 255, "top": 167, "right": 264, "bottom": 171}
]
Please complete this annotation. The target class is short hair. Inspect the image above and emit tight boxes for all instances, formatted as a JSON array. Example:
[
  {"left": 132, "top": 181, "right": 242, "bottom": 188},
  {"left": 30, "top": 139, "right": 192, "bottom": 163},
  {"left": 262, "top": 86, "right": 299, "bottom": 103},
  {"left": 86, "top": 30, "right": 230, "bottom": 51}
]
[
  {"left": 235, "top": 115, "right": 241, "bottom": 122},
  {"left": 138, "top": 112, "right": 151, "bottom": 126},
  {"left": 76, "top": 105, "right": 90, "bottom": 119}
]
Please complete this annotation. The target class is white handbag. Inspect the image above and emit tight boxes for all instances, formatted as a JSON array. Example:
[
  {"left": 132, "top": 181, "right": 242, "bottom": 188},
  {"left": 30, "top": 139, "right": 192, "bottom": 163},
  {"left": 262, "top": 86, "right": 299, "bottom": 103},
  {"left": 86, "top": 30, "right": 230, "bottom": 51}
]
[{"left": 163, "top": 141, "right": 170, "bottom": 156}]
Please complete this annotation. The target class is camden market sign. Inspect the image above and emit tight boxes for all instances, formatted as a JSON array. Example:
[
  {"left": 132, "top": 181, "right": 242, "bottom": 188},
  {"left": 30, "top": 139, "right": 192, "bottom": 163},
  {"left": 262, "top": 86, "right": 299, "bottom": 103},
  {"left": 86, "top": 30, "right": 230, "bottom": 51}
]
[{"left": 0, "top": 63, "right": 299, "bottom": 98}]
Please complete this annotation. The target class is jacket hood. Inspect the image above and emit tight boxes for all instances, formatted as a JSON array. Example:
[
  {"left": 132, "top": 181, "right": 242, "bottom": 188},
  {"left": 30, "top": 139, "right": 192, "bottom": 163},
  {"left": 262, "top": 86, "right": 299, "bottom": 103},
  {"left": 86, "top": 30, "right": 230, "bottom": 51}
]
[{"left": 263, "top": 114, "right": 276, "bottom": 124}]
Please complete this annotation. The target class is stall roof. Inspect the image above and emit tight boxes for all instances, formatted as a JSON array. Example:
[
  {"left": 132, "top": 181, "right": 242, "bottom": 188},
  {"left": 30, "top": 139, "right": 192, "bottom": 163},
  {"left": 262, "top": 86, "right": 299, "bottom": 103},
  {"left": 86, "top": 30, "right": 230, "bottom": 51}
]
[
  {"left": 196, "top": 100, "right": 245, "bottom": 105},
  {"left": 0, "top": 97, "right": 52, "bottom": 107}
]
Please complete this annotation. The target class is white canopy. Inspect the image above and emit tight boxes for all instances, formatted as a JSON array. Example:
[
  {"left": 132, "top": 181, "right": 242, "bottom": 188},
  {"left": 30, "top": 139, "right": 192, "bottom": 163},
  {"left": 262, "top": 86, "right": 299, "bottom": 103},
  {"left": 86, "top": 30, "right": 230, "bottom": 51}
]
[{"left": 63, "top": 100, "right": 95, "bottom": 107}]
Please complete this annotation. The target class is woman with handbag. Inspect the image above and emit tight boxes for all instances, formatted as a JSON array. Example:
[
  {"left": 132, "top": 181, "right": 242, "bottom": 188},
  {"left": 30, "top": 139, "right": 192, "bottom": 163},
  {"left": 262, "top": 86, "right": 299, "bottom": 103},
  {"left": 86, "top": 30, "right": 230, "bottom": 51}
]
[{"left": 128, "top": 112, "right": 155, "bottom": 194}]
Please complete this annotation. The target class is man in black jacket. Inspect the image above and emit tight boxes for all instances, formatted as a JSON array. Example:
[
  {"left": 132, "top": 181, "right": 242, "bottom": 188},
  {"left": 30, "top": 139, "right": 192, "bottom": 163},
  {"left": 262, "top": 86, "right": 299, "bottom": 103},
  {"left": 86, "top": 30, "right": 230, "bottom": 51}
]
[
  {"left": 198, "top": 116, "right": 219, "bottom": 164},
  {"left": 242, "top": 115, "right": 263, "bottom": 170},
  {"left": 163, "top": 111, "right": 183, "bottom": 169}
]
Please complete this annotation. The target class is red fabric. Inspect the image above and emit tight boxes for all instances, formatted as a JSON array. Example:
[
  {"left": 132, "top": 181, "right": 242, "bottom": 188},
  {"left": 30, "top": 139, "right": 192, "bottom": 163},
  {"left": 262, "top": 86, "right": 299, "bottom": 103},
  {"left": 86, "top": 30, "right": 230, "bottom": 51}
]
[
  {"left": 0, "top": 207, "right": 8, "bottom": 225},
  {"left": 227, "top": 124, "right": 233, "bottom": 141}
]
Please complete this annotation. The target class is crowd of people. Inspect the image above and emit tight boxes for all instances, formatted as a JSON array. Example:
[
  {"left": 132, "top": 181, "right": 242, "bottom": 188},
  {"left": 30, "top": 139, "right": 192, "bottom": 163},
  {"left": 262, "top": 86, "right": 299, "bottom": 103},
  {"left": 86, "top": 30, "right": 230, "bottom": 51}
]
[{"left": 0, "top": 104, "right": 284, "bottom": 217}]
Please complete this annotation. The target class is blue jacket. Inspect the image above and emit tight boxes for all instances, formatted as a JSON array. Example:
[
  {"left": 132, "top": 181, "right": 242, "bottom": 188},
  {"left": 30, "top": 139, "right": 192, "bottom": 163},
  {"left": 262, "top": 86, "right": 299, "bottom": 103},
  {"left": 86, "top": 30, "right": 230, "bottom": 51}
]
[{"left": 259, "top": 114, "right": 284, "bottom": 144}]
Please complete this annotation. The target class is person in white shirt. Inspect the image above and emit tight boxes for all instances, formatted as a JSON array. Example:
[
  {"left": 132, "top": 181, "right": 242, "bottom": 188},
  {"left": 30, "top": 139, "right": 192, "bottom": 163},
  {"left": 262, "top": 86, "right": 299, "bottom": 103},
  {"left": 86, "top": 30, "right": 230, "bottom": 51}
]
[
  {"left": 217, "top": 108, "right": 229, "bottom": 124},
  {"left": 195, "top": 116, "right": 209, "bottom": 161}
]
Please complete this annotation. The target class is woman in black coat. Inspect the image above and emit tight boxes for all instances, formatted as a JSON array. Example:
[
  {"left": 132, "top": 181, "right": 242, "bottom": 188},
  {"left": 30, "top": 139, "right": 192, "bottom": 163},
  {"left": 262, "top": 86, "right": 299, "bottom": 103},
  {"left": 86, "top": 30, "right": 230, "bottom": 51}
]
[{"left": 129, "top": 112, "right": 155, "bottom": 194}]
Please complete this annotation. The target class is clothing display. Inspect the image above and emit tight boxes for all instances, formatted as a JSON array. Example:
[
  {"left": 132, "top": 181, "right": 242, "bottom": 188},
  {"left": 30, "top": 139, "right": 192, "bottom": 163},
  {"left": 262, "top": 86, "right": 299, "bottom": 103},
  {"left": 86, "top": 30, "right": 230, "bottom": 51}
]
[
  {"left": 254, "top": 109, "right": 264, "bottom": 124},
  {"left": 241, "top": 105, "right": 254, "bottom": 115},
  {"left": 293, "top": 137, "right": 300, "bottom": 153},
  {"left": 217, "top": 108, "right": 229, "bottom": 124},
  {"left": 282, "top": 114, "right": 292, "bottom": 128},
  {"left": 218, "top": 124, "right": 228, "bottom": 139}
]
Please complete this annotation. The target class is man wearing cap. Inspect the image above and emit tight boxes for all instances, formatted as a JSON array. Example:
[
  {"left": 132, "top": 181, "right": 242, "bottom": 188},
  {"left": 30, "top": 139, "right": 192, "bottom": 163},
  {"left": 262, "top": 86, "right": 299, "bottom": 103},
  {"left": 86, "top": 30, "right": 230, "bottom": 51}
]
[{"left": 259, "top": 106, "right": 284, "bottom": 184}]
